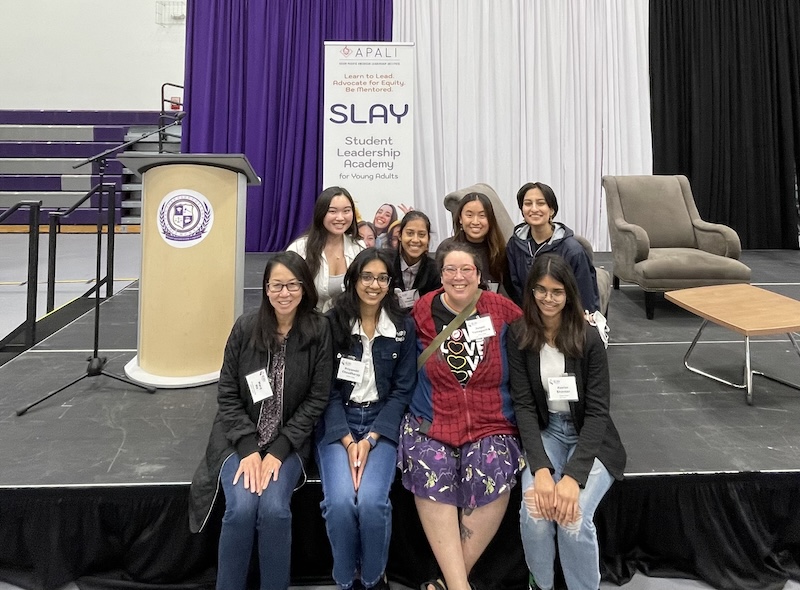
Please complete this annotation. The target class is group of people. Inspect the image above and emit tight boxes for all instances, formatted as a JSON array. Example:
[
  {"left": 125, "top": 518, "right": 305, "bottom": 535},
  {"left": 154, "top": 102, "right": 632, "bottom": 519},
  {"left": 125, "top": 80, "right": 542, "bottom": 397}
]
[{"left": 188, "top": 185, "right": 627, "bottom": 590}]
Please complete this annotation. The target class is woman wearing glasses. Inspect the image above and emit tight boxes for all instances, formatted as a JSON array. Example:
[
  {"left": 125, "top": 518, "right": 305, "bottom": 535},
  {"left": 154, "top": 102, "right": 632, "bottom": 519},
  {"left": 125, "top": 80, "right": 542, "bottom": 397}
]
[
  {"left": 398, "top": 241, "right": 524, "bottom": 590},
  {"left": 506, "top": 254, "right": 626, "bottom": 590},
  {"left": 189, "top": 251, "right": 333, "bottom": 590},
  {"left": 317, "top": 248, "right": 417, "bottom": 590},
  {"left": 287, "top": 187, "right": 365, "bottom": 312}
]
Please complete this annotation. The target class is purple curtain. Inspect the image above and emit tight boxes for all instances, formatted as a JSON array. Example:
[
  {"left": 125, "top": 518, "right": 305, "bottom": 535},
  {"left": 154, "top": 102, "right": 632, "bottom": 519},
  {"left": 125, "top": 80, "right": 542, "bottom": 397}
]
[{"left": 183, "top": 0, "right": 393, "bottom": 251}]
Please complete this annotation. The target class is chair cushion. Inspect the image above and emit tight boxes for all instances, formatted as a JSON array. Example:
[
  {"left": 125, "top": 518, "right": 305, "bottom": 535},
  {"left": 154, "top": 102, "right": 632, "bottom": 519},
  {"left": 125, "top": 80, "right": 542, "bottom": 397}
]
[{"left": 632, "top": 248, "right": 751, "bottom": 290}]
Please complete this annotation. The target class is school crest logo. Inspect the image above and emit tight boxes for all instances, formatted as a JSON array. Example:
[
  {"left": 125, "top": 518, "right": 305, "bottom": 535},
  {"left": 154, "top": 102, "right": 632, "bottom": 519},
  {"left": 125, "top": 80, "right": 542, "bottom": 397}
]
[{"left": 157, "top": 189, "right": 214, "bottom": 248}]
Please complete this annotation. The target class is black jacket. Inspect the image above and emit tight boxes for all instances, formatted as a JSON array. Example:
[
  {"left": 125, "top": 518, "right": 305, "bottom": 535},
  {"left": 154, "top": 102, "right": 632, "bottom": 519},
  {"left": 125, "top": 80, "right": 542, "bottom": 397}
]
[
  {"left": 506, "top": 324, "right": 626, "bottom": 486},
  {"left": 189, "top": 311, "right": 333, "bottom": 532},
  {"left": 389, "top": 251, "right": 441, "bottom": 296}
]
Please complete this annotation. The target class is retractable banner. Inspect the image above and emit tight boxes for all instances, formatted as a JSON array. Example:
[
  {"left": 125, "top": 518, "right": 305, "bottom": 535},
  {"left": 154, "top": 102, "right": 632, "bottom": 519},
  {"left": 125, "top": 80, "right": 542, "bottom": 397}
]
[{"left": 323, "top": 42, "right": 415, "bottom": 234}]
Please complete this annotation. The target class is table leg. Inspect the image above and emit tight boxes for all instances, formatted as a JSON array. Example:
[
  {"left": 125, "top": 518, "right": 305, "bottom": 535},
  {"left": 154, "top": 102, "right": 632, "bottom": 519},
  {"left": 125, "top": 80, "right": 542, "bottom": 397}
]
[
  {"left": 683, "top": 320, "right": 747, "bottom": 390},
  {"left": 751, "top": 332, "right": 800, "bottom": 402}
]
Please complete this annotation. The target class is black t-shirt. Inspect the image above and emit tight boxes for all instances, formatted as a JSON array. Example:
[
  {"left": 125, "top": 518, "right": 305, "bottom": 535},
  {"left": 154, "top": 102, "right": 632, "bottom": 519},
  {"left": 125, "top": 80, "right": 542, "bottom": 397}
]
[{"left": 431, "top": 295, "right": 485, "bottom": 387}]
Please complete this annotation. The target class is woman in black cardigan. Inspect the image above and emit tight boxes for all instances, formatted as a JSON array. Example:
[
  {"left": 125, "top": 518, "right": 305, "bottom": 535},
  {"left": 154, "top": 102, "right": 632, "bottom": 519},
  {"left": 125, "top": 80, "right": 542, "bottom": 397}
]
[
  {"left": 507, "top": 254, "right": 626, "bottom": 590},
  {"left": 189, "top": 251, "right": 333, "bottom": 590},
  {"left": 389, "top": 210, "right": 441, "bottom": 308}
]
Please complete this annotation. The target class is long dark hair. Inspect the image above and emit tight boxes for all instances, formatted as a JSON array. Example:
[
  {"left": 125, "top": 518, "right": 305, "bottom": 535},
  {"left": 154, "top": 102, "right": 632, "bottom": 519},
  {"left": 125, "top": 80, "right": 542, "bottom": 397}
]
[
  {"left": 329, "top": 248, "right": 405, "bottom": 352},
  {"left": 302, "top": 187, "right": 359, "bottom": 278},
  {"left": 253, "top": 251, "right": 319, "bottom": 353},
  {"left": 373, "top": 203, "right": 398, "bottom": 235},
  {"left": 451, "top": 192, "right": 507, "bottom": 280},
  {"left": 516, "top": 182, "right": 559, "bottom": 220},
  {"left": 517, "top": 253, "right": 585, "bottom": 358}
]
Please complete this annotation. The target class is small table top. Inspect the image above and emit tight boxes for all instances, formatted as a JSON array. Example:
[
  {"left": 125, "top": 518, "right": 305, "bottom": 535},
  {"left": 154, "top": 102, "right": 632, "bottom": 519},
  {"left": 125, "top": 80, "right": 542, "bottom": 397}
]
[{"left": 665, "top": 284, "right": 800, "bottom": 336}]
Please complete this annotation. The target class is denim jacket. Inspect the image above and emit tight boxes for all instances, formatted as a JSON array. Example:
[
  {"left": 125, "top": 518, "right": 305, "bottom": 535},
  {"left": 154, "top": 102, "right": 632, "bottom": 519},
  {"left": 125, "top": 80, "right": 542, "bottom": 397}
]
[{"left": 318, "top": 313, "right": 417, "bottom": 445}]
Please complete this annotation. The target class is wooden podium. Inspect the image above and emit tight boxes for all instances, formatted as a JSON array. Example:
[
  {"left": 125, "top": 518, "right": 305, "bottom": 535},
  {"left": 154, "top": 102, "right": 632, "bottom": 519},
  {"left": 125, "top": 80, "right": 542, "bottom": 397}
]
[{"left": 118, "top": 153, "right": 260, "bottom": 388}]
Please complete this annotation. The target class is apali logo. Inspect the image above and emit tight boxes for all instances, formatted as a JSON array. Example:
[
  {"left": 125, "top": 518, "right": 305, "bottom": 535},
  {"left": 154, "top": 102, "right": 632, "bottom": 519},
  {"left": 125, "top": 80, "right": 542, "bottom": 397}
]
[{"left": 340, "top": 45, "right": 352, "bottom": 57}]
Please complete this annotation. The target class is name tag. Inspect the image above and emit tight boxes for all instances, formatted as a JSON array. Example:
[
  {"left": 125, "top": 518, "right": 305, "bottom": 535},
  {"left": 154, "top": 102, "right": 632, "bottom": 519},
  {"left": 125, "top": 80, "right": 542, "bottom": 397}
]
[
  {"left": 337, "top": 357, "right": 366, "bottom": 383},
  {"left": 466, "top": 315, "right": 496, "bottom": 340},
  {"left": 547, "top": 375, "right": 579, "bottom": 402},
  {"left": 397, "top": 289, "right": 418, "bottom": 309},
  {"left": 246, "top": 368, "right": 273, "bottom": 403},
  {"left": 485, "top": 281, "right": 499, "bottom": 293}
]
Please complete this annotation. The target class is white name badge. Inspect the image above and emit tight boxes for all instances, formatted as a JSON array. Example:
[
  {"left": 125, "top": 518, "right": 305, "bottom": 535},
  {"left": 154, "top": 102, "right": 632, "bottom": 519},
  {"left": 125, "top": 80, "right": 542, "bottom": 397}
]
[
  {"left": 246, "top": 368, "right": 273, "bottom": 403},
  {"left": 547, "top": 375, "right": 579, "bottom": 402},
  {"left": 337, "top": 357, "right": 366, "bottom": 383},
  {"left": 397, "top": 289, "right": 418, "bottom": 309},
  {"left": 485, "top": 281, "right": 499, "bottom": 293},
  {"left": 466, "top": 315, "right": 496, "bottom": 340}
]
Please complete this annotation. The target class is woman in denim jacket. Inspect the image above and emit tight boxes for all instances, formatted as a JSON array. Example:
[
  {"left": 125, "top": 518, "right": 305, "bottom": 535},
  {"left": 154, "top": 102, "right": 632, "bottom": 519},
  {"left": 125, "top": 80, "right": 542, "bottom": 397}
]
[{"left": 316, "top": 248, "right": 417, "bottom": 590}]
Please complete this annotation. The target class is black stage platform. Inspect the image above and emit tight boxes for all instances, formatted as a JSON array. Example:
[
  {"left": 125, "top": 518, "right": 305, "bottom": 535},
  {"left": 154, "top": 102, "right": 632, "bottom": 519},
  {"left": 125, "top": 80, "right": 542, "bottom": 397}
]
[{"left": 1, "top": 251, "right": 800, "bottom": 590}]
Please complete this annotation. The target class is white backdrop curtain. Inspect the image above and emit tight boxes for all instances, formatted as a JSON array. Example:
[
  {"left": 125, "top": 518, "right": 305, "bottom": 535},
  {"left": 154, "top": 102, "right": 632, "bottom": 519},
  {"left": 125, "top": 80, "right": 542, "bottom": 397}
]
[{"left": 392, "top": 0, "right": 652, "bottom": 250}]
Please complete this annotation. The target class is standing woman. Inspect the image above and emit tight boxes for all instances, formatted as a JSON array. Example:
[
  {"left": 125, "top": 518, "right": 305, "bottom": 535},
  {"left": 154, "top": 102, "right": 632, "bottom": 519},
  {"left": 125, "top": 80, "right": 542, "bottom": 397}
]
[
  {"left": 398, "top": 241, "right": 524, "bottom": 590},
  {"left": 189, "top": 251, "right": 333, "bottom": 590},
  {"left": 390, "top": 211, "right": 441, "bottom": 308},
  {"left": 372, "top": 203, "right": 398, "bottom": 248},
  {"left": 317, "top": 248, "right": 417, "bottom": 590},
  {"left": 507, "top": 254, "right": 626, "bottom": 590},
  {"left": 506, "top": 182, "right": 599, "bottom": 312},
  {"left": 436, "top": 192, "right": 511, "bottom": 297},
  {"left": 287, "top": 187, "right": 365, "bottom": 312}
]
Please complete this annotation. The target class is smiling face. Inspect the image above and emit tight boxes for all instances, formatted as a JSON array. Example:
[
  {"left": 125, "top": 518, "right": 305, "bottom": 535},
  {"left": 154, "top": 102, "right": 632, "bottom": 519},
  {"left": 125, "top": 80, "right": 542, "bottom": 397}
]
[
  {"left": 459, "top": 199, "right": 490, "bottom": 242},
  {"left": 373, "top": 204, "right": 394, "bottom": 232},
  {"left": 358, "top": 224, "right": 376, "bottom": 247},
  {"left": 400, "top": 218, "right": 430, "bottom": 263},
  {"left": 440, "top": 250, "right": 481, "bottom": 312},
  {"left": 323, "top": 195, "right": 354, "bottom": 236},
  {"left": 356, "top": 259, "right": 390, "bottom": 311},
  {"left": 521, "top": 187, "right": 555, "bottom": 230},
  {"left": 533, "top": 274, "right": 566, "bottom": 323},
  {"left": 266, "top": 263, "right": 303, "bottom": 323}
]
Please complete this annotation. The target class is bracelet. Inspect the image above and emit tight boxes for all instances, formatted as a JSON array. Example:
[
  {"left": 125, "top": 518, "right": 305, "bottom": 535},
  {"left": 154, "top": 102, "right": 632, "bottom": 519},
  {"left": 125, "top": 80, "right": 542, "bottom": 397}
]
[{"left": 346, "top": 440, "right": 356, "bottom": 449}]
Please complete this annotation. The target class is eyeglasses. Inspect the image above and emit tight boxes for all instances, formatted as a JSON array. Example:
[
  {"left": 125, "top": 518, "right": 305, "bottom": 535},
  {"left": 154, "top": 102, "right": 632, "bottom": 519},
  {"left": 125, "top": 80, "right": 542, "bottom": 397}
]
[
  {"left": 359, "top": 273, "right": 390, "bottom": 287},
  {"left": 266, "top": 281, "right": 303, "bottom": 293},
  {"left": 442, "top": 265, "right": 477, "bottom": 278},
  {"left": 532, "top": 285, "right": 566, "bottom": 302}
]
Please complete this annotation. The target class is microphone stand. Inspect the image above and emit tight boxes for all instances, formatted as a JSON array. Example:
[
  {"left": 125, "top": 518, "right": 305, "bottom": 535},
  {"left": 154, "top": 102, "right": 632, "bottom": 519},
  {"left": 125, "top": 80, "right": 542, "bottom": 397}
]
[{"left": 15, "top": 115, "right": 186, "bottom": 415}]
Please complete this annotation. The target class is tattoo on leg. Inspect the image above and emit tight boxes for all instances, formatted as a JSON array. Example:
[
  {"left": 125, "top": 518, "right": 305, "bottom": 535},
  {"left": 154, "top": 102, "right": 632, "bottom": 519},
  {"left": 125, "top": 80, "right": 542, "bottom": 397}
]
[{"left": 460, "top": 522, "right": 473, "bottom": 542}]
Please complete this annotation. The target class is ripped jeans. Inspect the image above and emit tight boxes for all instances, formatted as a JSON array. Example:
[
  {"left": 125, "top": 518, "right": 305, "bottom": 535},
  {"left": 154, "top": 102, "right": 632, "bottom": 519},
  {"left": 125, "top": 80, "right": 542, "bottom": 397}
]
[{"left": 519, "top": 412, "right": 613, "bottom": 590}]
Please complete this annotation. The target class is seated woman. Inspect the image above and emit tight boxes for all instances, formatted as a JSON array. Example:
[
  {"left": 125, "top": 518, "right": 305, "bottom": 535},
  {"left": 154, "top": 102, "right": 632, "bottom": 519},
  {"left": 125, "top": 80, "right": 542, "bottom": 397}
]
[
  {"left": 507, "top": 254, "right": 626, "bottom": 590},
  {"left": 372, "top": 203, "right": 398, "bottom": 248},
  {"left": 436, "top": 192, "right": 512, "bottom": 297},
  {"left": 390, "top": 211, "right": 441, "bottom": 308},
  {"left": 287, "top": 187, "right": 365, "bottom": 312},
  {"left": 398, "top": 241, "right": 524, "bottom": 590},
  {"left": 317, "top": 248, "right": 417, "bottom": 590},
  {"left": 188, "top": 251, "right": 333, "bottom": 590},
  {"left": 506, "top": 182, "right": 599, "bottom": 312}
]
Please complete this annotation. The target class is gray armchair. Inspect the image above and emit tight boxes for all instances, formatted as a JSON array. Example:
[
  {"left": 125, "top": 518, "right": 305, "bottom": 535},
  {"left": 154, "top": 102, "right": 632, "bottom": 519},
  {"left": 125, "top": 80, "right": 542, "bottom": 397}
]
[{"left": 602, "top": 174, "right": 751, "bottom": 319}]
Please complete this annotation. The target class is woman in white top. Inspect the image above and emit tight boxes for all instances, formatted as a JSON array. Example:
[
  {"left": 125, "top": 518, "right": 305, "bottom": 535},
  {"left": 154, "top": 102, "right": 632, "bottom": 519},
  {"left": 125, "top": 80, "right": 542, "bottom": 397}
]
[{"left": 287, "top": 187, "right": 365, "bottom": 312}]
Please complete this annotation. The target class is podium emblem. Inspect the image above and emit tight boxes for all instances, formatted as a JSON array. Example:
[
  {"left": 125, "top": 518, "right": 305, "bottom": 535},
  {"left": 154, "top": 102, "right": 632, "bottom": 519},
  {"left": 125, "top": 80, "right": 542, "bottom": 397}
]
[{"left": 157, "top": 189, "right": 214, "bottom": 248}]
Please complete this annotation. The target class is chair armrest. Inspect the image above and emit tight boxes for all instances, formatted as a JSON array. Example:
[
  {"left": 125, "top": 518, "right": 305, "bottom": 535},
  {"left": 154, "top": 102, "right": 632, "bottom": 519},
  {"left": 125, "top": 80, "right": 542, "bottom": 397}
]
[
  {"left": 611, "top": 219, "right": 650, "bottom": 263},
  {"left": 692, "top": 220, "right": 742, "bottom": 259}
]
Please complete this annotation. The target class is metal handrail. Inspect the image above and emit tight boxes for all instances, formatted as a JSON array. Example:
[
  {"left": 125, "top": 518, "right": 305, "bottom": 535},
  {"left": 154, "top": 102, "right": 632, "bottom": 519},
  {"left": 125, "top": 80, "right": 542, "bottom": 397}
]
[
  {"left": 159, "top": 82, "right": 184, "bottom": 153},
  {"left": 46, "top": 183, "right": 117, "bottom": 312},
  {"left": 0, "top": 200, "right": 42, "bottom": 348}
]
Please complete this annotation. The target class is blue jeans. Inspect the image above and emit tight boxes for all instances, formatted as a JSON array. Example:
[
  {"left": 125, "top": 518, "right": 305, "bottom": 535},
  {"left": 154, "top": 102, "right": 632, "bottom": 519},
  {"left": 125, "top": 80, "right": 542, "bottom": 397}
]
[
  {"left": 316, "top": 403, "right": 397, "bottom": 589},
  {"left": 217, "top": 451, "right": 303, "bottom": 590},
  {"left": 519, "top": 412, "right": 614, "bottom": 590}
]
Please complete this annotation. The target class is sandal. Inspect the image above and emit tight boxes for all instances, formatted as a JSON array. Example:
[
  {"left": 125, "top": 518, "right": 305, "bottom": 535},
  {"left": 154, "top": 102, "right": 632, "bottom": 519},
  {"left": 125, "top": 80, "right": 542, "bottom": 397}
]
[{"left": 420, "top": 578, "right": 447, "bottom": 590}]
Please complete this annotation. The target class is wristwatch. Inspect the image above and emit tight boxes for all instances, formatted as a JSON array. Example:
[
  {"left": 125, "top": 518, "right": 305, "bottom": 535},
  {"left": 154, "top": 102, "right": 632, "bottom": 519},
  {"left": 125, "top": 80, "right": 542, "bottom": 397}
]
[{"left": 364, "top": 434, "right": 378, "bottom": 449}]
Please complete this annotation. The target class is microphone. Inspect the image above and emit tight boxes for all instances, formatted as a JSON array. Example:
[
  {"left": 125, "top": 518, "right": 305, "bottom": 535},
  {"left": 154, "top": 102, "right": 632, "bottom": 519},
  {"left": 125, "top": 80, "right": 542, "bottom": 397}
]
[{"left": 175, "top": 111, "right": 187, "bottom": 121}]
